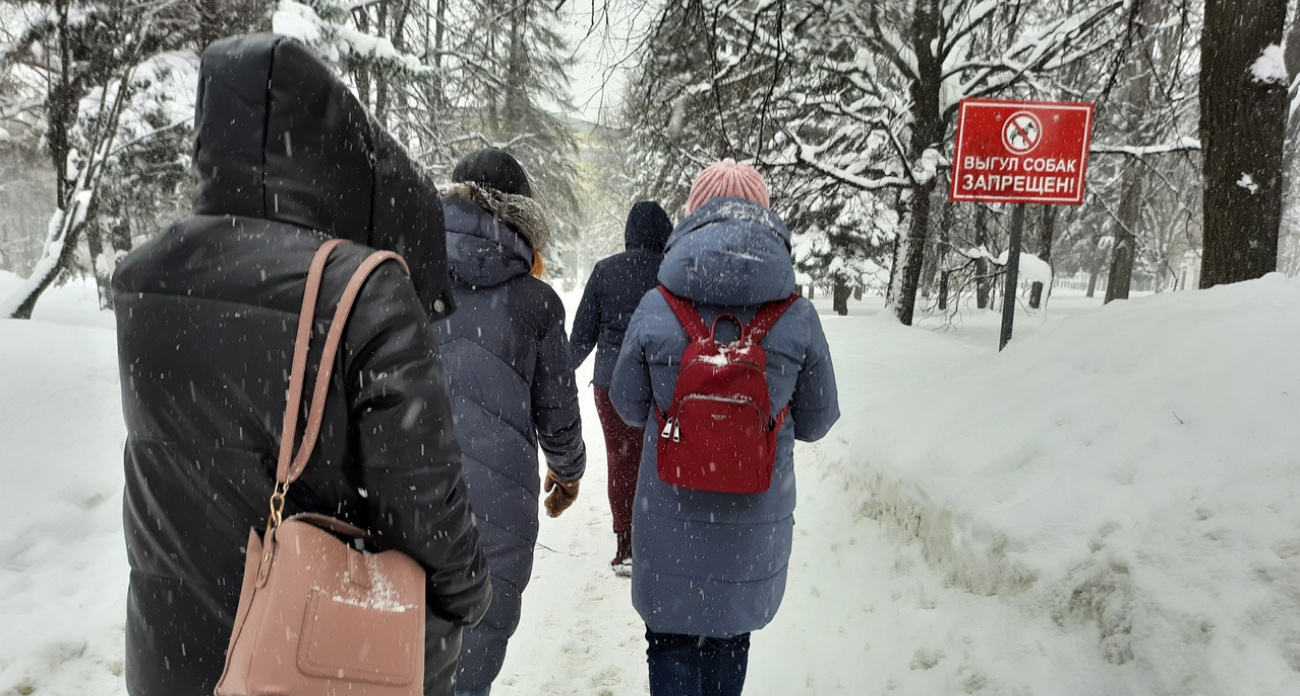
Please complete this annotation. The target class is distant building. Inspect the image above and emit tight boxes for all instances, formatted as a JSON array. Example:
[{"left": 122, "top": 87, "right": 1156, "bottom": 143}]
[{"left": 1174, "top": 251, "right": 1201, "bottom": 291}]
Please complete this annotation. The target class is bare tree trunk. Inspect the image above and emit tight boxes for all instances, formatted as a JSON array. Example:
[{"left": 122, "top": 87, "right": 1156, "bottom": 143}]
[
  {"left": 48, "top": 0, "right": 74, "bottom": 209},
  {"left": 885, "top": 234, "right": 900, "bottom": 305},
  {"left": 354, "top": 8, "right": 373, "bottom": 109},
  {"left": 919, "top": 241, "right": 937, "bottom": 300},
  {"left": 1199, "top": 0, "right": 1289, "bottom": 287},
  {"left": 920, "top": 212, "right": 940, "bottom": 300},
  {"left": 86, "top": 220, "right": 112, "bottom": 310},
  {"left": 1103, "top": 1, "right": 1162, "bottom": 304},
  {"left": 975, "top": 206, "right": 991, "bottom": 309},
  {"left": 1276, "top": 2, "right": 1300, "bottom": 269},
  {"left": 422, "top": 0, "right": 450, "bottom": 155},
  {"left": 833, "top": 278, "right": 850, "bottom": 316},
  {"left": 1105, "top": 165, "right": 1143, "bottom": 303},
  {"left": 1030, "top": 205, "right": 1057, "bottom": 308},
  {"left": 1086, "top": 270, "right": 1098, "bottom": 298},
  {"left": 9, "top": 0, "right": 79, "bottom": 319},
  {"left": 893, "top": 0, "right": 943, "bottom": 326},
  {"left": 435, "top": 0, "right": 448, "bottom": 72},
  {"left": 503, "top": 3, "right": 529, "bottom": 129},
  {"left": 895, "top": 184, "right": 935, "bottom": 324},
  {"left": 937, "top": 196, "right": 953, "bottom": 311},
  {"left": 388, "top": 0, "right": 413, "bottom": 139},
  {"left": 374, "top": 2, "right": 391, "bottom": 126}
]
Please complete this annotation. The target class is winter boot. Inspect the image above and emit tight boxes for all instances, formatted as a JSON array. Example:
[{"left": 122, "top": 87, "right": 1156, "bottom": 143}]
[{"left": 611, "top": 530, "right": 632, "bottom": 577}]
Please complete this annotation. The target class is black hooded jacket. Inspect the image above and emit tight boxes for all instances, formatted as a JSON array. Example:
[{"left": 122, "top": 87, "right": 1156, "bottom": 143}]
[
  {"left": 112, "top": 35, "right": 489, "bottom": 696},
  {"left": 570, "top": 201, "right": 673, "bottom": 387}
]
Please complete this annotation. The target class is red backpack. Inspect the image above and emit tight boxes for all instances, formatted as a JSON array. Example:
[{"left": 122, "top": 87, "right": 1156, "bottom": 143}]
[{"left": 654, "top": 286, "right": 798, "bottom": 494}]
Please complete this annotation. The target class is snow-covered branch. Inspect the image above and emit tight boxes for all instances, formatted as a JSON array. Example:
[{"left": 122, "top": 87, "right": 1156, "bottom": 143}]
[
  {"left": 782, "top": 127, "right": 911, "bottom": 191},
  {"left": 1090, "top": 139, "right": 1202, "bottom": 157},
  {"left": 274, "top": 1, "right": 437, "bottom": 78}
]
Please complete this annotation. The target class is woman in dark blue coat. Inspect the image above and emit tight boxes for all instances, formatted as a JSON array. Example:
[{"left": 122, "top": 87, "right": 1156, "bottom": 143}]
[
  {"left": 431, "top": 148, "right": 587, "bottom": 696},
  {"left": 571, "top": 201, "right": 673, "bottom": 571}
]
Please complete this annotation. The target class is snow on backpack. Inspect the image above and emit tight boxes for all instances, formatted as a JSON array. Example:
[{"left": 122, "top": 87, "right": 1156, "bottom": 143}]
[{"left": 654, "top": 286, "right": 798, "bottom": 494}]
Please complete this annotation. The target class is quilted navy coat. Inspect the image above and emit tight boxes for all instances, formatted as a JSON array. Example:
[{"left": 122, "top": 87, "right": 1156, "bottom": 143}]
[
  {"left": 432, "top": 184, "right": 587, "bottom": 690},
  {"left": 611, "top": 197, "right": 840, "bottom": 638}
]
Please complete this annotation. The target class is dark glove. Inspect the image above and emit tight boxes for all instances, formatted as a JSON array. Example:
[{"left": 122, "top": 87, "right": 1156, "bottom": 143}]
[{"left": 544, "top": 470, "right": 580, "bottom": 518}]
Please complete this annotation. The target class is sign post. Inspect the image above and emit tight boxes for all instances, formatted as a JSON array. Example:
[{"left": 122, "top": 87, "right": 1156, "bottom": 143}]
[
  {"left": 1000, "top": 204, "right": 1026, "bottom": 351},
  {"left": 949, "top": 99, "right": 1095, "bottom": 350}
]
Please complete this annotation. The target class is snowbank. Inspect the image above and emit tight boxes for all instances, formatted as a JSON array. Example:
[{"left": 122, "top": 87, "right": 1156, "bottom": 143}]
[
  {"left": 0, "top": 318, "right": 126, "bottom": 695},
  {"left": 850, "top": 273, "right": 1300, "bottom": 695},
  {"left": 3, "top": 274, "right": 1298, "bottom": 695}
]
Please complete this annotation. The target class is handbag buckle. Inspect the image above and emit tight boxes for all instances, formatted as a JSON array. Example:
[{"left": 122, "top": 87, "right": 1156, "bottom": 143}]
[{"left": 268, "top": 482, "right": 289, "bottom": 528}]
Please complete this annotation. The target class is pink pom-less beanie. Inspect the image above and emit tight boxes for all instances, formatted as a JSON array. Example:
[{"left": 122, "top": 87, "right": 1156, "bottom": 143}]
[{"left": 685, "top": 159, "right": 770, "bottom": 215}]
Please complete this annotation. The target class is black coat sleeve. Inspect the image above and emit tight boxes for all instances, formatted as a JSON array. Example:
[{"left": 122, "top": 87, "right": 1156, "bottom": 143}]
[
  {"left": 530, "top": 283, "right": 587, "bottom": 482},
  {"left": 344, "top": 263, "right": 492, "bottom": 626},
  {"left": 569, "top": 265, "right": 601, "bottom": 370}
]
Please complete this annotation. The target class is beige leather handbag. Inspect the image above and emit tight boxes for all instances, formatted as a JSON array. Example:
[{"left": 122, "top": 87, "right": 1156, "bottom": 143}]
[{"left": 216, "top": 240, "right": 426, "bottom": 696}]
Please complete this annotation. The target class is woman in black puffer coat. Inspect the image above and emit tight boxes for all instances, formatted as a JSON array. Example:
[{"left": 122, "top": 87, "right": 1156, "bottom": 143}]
[{"left": 113, "top": 35, "right": 490, "bottom": 696}]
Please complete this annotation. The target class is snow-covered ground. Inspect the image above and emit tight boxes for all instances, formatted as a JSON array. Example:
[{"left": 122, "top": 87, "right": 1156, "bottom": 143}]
[{"left": 2, "top": 272, "right": 1298, "bottom": 696}]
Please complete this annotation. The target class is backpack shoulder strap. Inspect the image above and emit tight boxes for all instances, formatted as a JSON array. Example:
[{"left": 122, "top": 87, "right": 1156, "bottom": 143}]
[
  {"left": 657, "top": 286, "right": 709, "bottom": 342},
  {"left": 746, "top": 294, "right": 799, "bottom": 345}
]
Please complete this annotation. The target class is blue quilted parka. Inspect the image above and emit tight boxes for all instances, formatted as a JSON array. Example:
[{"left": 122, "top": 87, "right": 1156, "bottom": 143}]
[
  {"left": 432, "top": 184, "right": 586, "bottom": 689},
  {"left": 610, "top": 197, "right": 840, "bottom": 638}
]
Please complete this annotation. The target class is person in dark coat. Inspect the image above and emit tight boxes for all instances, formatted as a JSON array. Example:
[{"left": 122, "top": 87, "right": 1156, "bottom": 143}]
[
  {"left": 432, "top": 148, "right": 587, "bottom": 696},
  {"left": 112, "top": 35, "right": 490, "bottom": 696},
  {"left": 611, "top": 161, "right": 840, "bottom": 696},
  {"left": 570, "top": 201, "right": 673, "bottom": 572}
]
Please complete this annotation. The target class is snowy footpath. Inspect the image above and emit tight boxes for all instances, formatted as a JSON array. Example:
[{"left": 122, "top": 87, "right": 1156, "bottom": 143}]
[{"left": 2, "top": 272, "right": 1299, "bottom": 696}]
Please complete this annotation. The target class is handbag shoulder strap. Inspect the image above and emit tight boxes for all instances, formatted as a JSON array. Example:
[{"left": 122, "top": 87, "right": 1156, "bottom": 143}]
[{"left": 270, "top": 240, "right": 409, "bottom": 525}]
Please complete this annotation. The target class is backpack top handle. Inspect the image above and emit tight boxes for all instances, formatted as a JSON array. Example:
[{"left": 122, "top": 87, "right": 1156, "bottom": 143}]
[{"left": 657, "top": 285, "right": 798, "bottom": 348}]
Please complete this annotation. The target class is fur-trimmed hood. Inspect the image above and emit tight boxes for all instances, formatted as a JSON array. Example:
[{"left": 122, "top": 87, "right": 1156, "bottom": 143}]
[
  {"left": 442, "top": 182, "right": 550, "bottom": 287},
  {"left": 444, "top": 182, "right": 550, "bottom": 251}
]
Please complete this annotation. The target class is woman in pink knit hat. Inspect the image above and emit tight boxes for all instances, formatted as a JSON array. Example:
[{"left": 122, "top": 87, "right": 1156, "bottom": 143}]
[{"left": 611, "top": 159, "right": 841, "bottom": 696}]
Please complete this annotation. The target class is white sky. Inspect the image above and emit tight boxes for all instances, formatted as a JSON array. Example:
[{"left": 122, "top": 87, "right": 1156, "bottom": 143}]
[{"left": 556, "top": 1, "right": 662, "bottom": 125}]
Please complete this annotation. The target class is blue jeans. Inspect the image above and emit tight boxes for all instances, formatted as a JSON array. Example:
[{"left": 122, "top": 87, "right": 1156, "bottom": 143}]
[
  {"left": 455, "top": 688, "right": 490, "bottom": 696},
  {"left": 646, "top": 628, "right": 751, "bottom": 696}
]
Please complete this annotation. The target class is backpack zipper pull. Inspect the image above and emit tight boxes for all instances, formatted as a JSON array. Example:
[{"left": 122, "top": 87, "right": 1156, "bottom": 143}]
[
  {"left": 672, "top": 420, "right": 681, "bottom": 443},
  {"left": 661, "top": 417, "right": 674, "bottom": 440}
]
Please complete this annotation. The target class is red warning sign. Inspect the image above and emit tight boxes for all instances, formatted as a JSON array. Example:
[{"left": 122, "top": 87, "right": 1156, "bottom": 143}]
[{"left": 950, "top": 99, "right": 1095, "bottom": 205}]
